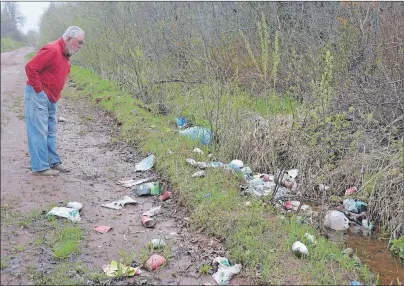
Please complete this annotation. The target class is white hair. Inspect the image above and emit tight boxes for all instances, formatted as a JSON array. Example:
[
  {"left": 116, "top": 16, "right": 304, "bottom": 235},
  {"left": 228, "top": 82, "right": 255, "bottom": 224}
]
[{"left": 62, "top": 26, "right": 85, "bottom": 40}]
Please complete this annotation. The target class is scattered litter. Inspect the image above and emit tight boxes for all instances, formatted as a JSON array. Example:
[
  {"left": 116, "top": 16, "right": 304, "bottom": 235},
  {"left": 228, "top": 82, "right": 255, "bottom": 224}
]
[
  {"left": 342, "top": 248, "right": 354, "bottom": 257},
  {"left": 66, "top": 202, "right": 83, "bottom": 211},
  {"left": 135, "top": 154, "right": 154, "bottom": 171},
  {"left": 142, "top": 206, "right": 162, "bottom": 217},
  {"left": 228, "top": 159, "right": 243, "bottom": 169},
  {"left": 286, "top": 169, "right": 299, "bottom": 179},
  {"left": 212, "top": 257, "right": 242, "bottom": 285},
  {"left": 103, "top": 260, "right": 141, "bottom": 277},
  {"left": 47, "top": 207, "right": 81, "bottom": 222},
  {"left": 141, "top": 216, "right": 156, "bottom": 228},
  {"left": 144, "top": 254, "right": 166, "bottom": 271},
  {"left": 345, "top": 186, "right": 357, "bottom": 196},
  {"left": 169, "top": 232, "right": 177, "bottom": 236},
  {"left": 193, "top": 148, "right": 204, "bottom": 154},
  {"left": 94, "top": 226, "right": 112, "bottom": 234},
  {"left": 283, "top": 201, "right": 293, "bottom": 210},
  {"left": 350, "top": 280, "right": 363, "bottom": 286},
  {"left": 292, "top": 241, "right": 309, "bottom": 257},
  {"left": 160, "top": 192, "right": 172, "bottom": 201},
  {"left": 176, "top": 117, "right": 188, "bottom": 128},
  {"left": 58, "top": 116, "right": 66, "bottom": 122},
  {"left": 324, "top": 210, "right": 349, "bottom": 231},
  {"left": 204, "top": 193, "right": 212, "bottom": 198},
  {"left": 343, "top": 199, "right": 358, "bottom": 213},
  {"left": 149, "top": 239, "right": 166, "bottom": 249},
  {"left": 117, "top": 176, "right": 156, "bottom": 188},
  {"left": 304, "top": 233, "right": 316, "bottom": 245},
  {"left": 102, "top": 196, "right": 138, "bottom": 210},
  {"left": 355, "top": 201, "right": 367, "bottom": 213},
  {"left": 245, "top": 201, "right": 251, "bottom": 207},
  {"left": 135, "top": 182, "right": 162, "bottom": 196},
  {"left": 207, "top": 153, "right": 214, "bottom": 159},
  {"left": 179, "top": 126, "right": 212, "bottom": 145},
  {"left": 192, "top": 170, "right": 205, "bottom": 178}
]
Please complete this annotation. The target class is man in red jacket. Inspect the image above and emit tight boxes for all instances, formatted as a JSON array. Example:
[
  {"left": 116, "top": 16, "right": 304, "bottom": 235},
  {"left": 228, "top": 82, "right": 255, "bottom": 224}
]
[{"left": 24, "top": 26, "right": 85, "bottom": 176}]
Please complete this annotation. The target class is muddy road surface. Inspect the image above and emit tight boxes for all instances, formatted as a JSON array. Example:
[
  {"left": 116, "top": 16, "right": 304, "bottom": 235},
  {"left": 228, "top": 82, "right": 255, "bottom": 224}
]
[{"left": 1, "top": 48, "right": 240, "bottom": 285}]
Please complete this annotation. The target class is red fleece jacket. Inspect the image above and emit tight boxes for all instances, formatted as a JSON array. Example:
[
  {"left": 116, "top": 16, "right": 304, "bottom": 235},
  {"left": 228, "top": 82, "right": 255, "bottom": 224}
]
[{"left": 25, "top": 37, "right": 70, "bottom": 103}]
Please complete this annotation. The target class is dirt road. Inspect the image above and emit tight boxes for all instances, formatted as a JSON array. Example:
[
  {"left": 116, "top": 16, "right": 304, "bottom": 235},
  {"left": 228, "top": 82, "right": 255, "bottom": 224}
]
[{"left": 1, "top": 48, "right": 230, "bottom": 285}]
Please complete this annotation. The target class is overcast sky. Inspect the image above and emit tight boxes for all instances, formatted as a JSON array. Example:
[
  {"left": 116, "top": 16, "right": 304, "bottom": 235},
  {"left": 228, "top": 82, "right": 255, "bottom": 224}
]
[{"left": 2, "top": 2, "right": 50, "bottom": 33}]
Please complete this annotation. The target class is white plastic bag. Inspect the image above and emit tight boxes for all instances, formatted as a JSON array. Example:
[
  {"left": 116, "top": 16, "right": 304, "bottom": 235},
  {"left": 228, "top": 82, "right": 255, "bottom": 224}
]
[
  {"left": 212, "top": 257, "right": 242, "bottom": 285},
  {"left": 47, "top": 207, "right": 81, "bottom": 222}
]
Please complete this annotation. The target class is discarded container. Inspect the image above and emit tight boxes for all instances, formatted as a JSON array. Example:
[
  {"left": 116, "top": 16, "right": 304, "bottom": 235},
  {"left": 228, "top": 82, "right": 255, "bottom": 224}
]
[
  {"left": 47, "top": 207, "right": 81, "bottom": 222},
  {"left": 66, "top": 202, "right": 83, "bottom": 211},
  {"left": 212, "top": 257, "right": 242, "bottom": 285},
  {"left": 179, "top": 126, "right": 212, "bottom": 145},
  {"left": 102, "top": 196, "right": 138, "bottom": 210},
  {"left": 345, "top": 187, "right": 357, "bottom": 196},
  {"left": 192, "top": 170, "right": 205, "bottom": 178},
  {"left": 141, "top": 216, "right": 156, "bottom": 228},
  {"left": 103, "top": 260, "right": 141, "bottom": 277},
  {"left": 149, "top": 239, "right": 166, "bottom": 249},
  {"left": 324, "top": 210, "right": 349, "bottom": 231},
  {"left": 304, "top": 233, "right": 316, "bottom": 245},
  {"left": 142, "top": 206, "right": 162, "bottom": 217},
  {"left": 350, "top": 280, "right": 363, "bottom": 286},
  {"left": 159, "top": 192, "right": 172, "bottom": 201},
  {"left": 135, "top": 182, "right": 162, "bottom": 196},
  {"left": 176, "top": 117, "right": 187, "bottom": 128},
  {"left": 292, "top": 241, "right": 309, "bottom": 257},
  {"left": 193, "top": 148, "right": 204, "bottom": 154},
  {"left": 342, "top": 248, "right": 354, "bottom": 257},
  {"left": 144, "top": 254, "right": 166, "bottom": 271},
  {"left": 135, "top": 154, "right": 154, "bottom": 171},
  {"left": 94, "top": 226, "right": 112, "bottom": 234}
]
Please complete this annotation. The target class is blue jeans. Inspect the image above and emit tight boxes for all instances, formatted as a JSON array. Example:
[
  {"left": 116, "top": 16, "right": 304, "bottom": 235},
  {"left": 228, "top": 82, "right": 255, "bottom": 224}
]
[{"left": 24, "top": 85, "right": 61, "bottom": 172}]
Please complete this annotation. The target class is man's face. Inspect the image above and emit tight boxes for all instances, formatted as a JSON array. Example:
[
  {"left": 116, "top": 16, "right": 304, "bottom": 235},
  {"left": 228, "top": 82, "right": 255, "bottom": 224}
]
[{"left": 66, "top": 34, "right": 85, "bottom": 57}]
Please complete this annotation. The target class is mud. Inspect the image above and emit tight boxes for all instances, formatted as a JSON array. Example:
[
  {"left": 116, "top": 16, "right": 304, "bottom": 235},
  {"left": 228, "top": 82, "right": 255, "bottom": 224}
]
[{"left": 1, "top": 48, "right": 249, "bottom": 285}]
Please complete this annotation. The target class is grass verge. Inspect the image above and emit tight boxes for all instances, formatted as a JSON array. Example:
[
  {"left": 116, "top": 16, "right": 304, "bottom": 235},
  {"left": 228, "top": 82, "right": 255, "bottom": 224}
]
[{"left": 66, "top": 64, "right": 376, "bottom": 284}]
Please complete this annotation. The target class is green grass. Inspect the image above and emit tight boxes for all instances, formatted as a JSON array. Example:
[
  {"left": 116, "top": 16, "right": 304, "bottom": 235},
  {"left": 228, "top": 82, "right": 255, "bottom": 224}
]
[
  {"left": 51, "top": 224, "right": 84, "bottom": 259},
  {"left": 67, "top": 65, "right": 376, "bottom": 285},
  {"left": 18, "top": 209, "right": 42, "bottom": 228},
  {"left": 1, "top": 37, "right": 24, "bottom": 52},
  {"left": 1, "top": 256, "right": 9, "bottom": 270}
]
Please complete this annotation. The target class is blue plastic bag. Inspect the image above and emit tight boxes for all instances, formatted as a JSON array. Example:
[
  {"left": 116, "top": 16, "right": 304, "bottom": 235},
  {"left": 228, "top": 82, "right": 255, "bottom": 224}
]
[
  {"left": 179, "top": 126, "right": 212, "bottom": 145},
  {"left": 176, "top": 117, "right": 187, "bottom": 128}
]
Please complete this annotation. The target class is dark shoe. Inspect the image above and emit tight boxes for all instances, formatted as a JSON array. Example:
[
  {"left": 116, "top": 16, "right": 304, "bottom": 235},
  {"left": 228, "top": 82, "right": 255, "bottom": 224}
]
[
  {"left": 33, "top": 169, "right": 59, "bottom": 176},
  {"left": 51, "top": 164, "right": 70, "bottom": 173}
]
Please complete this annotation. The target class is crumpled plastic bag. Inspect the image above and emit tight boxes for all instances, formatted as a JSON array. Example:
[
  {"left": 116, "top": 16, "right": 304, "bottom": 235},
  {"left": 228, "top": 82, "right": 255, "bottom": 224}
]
[
  {"left": 102, "top": 260, "right": 141, "bottom": 277},
  {"left": 47, "top": 207, "right": 81, "bottom": 222},
  {"left": 179, "top": 126, "right": 212, "bottom": 145},
  {"left": 212, "top": 257, "right": 242, "bottom": 285},
  {"left": 324, "top": 210, "right": 349, "bottom": 231},
  {"left": 102, "top": 195, "right": 138, "bottom": 210},
  {"left": 135, "top": 154, "right": 154, "bottom": 171}
]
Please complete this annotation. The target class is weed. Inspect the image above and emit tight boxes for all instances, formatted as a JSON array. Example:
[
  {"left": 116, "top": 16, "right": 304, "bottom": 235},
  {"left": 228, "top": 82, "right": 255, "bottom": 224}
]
[
  {"left": 200, "top": 264, "right": 212, "bottom": 275},
  {"left": 18, "top": 209, "right": 42, "bottom": 228},
  {"left": 1, "top": 256, "right": 9, "bottom": 270},
  {"left": 51, "top": 224, "right": 83, "bottom": 259}
]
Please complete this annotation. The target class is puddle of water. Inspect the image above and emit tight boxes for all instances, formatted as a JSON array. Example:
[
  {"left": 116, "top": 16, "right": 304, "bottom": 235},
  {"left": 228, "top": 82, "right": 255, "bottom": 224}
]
[
  {"left": 302, "top": 201, "right": 403, "bottom": 284},
  {"left": 345, "top": 235, "right": 403, "bottom": 285}
]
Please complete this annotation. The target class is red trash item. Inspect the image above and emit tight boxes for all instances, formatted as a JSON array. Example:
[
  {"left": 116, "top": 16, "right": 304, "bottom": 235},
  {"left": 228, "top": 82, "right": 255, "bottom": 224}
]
[
  {"left": 160, "top": 192, "right": 172, "bottom": 201},
  {"left": 345, "top": 187, "right": 357, "bottom": 196},
  {"left": 263, "top": 174, "right": 270, "bottom": 182},
  {"left": 144, "top": 254, "right": 166, "bottom": 271},
  {"left": 336, "top": 205, "right": 344, "bottom": 211},
  {"left": 283, "top": 201, "right": 293, "bottom": 210},
  {"left": 141, "top": 216, "right": 156, "bottom": 228},
  {"left": 94, "top": 226, "right": 112, "bottom": 233}
]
